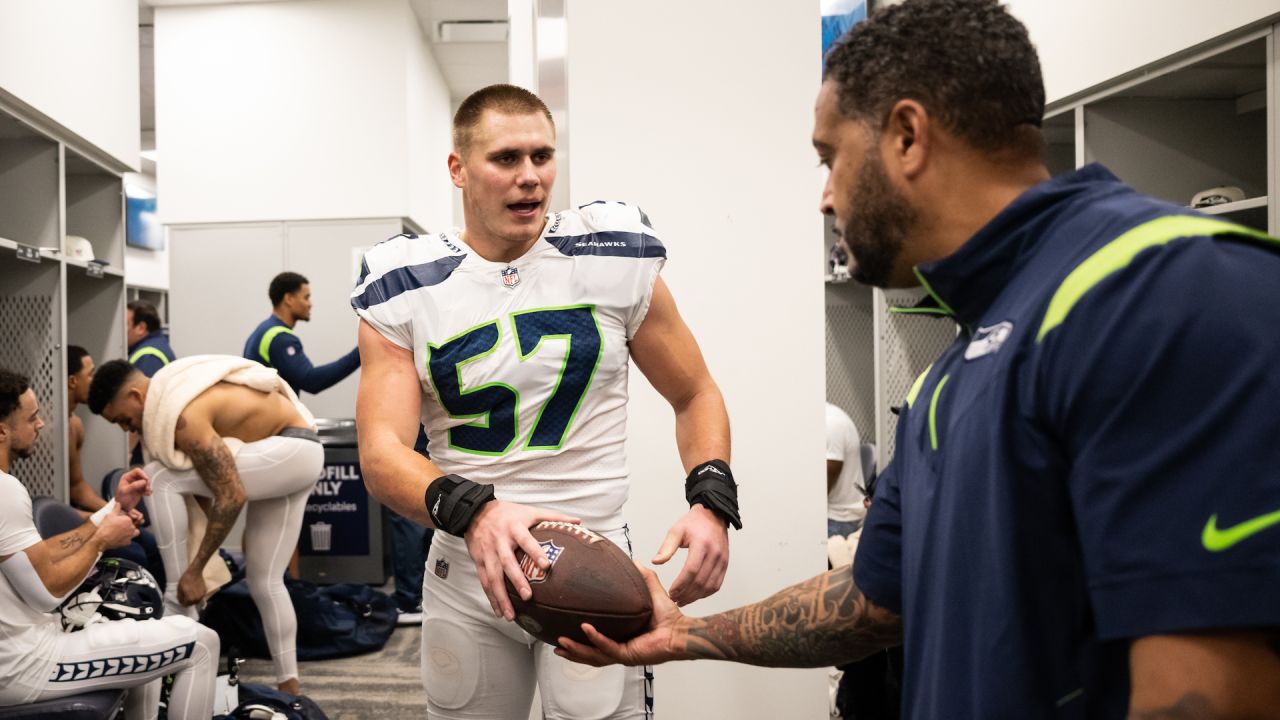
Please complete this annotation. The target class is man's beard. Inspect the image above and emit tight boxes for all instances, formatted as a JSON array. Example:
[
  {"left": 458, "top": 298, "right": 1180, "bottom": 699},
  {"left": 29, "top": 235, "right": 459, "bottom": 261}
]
[
  {"left": 11, "top": 442, "right": 33, "bottom": 459},
  {"left": 840, "top": 153, "right": 916, "bottom": 288}
]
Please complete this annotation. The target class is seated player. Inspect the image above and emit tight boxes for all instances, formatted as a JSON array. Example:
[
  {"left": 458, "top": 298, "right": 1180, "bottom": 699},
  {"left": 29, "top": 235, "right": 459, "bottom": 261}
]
[
  {"left": 0, "top": 367, "right": 218, "bottom": 719},
  {"left": 88, "top": 355, "right": 322, "bottom": 695}
]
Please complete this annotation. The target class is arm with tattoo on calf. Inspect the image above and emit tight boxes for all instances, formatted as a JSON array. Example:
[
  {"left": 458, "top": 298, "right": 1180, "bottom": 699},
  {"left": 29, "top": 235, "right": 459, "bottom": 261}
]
[{"left": 174, "top": 410, "right": 246, "bottom": 606}]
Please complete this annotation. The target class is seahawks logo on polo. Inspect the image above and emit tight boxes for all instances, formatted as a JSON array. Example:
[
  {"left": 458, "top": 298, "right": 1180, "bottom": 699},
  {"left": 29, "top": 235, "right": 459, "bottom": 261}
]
[
  {"left": 50, "top": 642, "right": 195, "bottom": 682},
  {"left": 520, "top": 539, "right": 563, "bottom": 584},
  {"left": 964, "top": 321, "right": 1014, "bottom": 360}
]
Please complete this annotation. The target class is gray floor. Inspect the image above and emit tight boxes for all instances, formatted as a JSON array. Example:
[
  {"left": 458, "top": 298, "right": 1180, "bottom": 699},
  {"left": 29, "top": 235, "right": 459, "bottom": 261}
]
[{"left": 237, "top": 623, "right": 428, "bottom": 719}]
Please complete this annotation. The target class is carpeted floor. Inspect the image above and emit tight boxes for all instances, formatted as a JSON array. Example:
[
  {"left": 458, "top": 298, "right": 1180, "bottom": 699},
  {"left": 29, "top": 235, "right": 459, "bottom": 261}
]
[{"left": 237, "top": 623, "right": 428, "bottom": 719}]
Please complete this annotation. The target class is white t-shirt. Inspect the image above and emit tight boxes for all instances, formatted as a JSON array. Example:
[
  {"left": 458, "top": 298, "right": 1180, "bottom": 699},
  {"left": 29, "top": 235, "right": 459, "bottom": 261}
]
[
  {"left": 0, "top": 471, "right": 62, "bottom": 702},
  {"left": 825, "top": 403, "right": 865, "bottom": 523},
  {"left": 353, "top": 202, "right": 665, "bottom": 530}
]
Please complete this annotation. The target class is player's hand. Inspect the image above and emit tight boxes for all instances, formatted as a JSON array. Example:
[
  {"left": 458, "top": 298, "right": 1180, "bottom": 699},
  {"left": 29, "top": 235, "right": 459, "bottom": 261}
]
[
  {"left": 127, "top": 508, "right": 145, "bottom": 527},
  {"left": 652, "top": 504, "right": 729, "bottom": 606},
  {"left": 94, "top": 507, "right": 139, "bottom": 550},
  {"left": 463, "top": 500, "right": 581, "bottom": 621},
  {"left": 176, "top": 568, "right": 207, "bottom": 607},
  {"left": 113, "top": 468, "right": 152, "bottom": 512},
  {"left": 555, "top": 564, "right": 688, "bottom": 666}
]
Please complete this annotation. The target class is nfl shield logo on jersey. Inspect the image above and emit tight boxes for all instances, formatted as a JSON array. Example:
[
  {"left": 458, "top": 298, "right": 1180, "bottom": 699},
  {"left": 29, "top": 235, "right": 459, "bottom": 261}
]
[
  {"left": 434, "top": 558, "right": 450, "bottom": 580},
  {"left": 500, "top": 266, "right": 520, "bottom": 288},
  {"left": 520, "top": 540, "right": 563, "bottom": 583}
]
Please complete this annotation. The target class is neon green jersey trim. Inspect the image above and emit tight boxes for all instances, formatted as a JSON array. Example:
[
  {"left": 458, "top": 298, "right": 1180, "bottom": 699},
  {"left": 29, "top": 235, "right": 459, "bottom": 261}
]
[
  {"left": 904, "top": 363, "right": 933, "bottom": 409},
  {"left": 888, "top": 306, "right": 952, "bottom": 317},
  {"left": 129, "top": 346, "right": 170, "bottom": 367},
  {"left": 1037, "top": 216, "right": 1274, "bottom": 342},
  {"left": 912, "top": 266, "right": 958, "bottom": 318},
  {"left": 1202, "top": 508, "right": 1280, "bottom": 552},
  {"left": 928, "top": 374, "right": 950, "bottom": 451},
  {"left": 259, "top": 325, "right": 297, "bottom": 364}
]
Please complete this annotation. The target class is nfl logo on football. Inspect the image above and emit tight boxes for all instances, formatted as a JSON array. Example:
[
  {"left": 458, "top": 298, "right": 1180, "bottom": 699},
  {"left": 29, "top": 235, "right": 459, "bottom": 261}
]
[
  {"left": 520, "top": 540, "right": 563, "bottom": 584},
  {"left": 500, "top": 266, "right": 520, "bottom": 288}
]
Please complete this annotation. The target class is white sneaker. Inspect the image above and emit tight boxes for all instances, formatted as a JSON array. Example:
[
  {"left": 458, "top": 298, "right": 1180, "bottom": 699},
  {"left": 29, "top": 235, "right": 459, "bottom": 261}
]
[{"left": 396, "top": 606, "right": 423, "bottom": 626}]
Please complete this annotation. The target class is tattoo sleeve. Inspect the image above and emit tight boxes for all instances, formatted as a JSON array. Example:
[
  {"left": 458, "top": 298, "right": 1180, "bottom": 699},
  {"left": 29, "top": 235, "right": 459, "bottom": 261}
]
[
  {"left": 682, "top": 567, "right": 902, "bottom": 667},
  {"left": 1128, "top": 693, "right": 1215, "bottom": 719},
  {"left": 186, "top": 440, "right": 246, "bottom": 570}
]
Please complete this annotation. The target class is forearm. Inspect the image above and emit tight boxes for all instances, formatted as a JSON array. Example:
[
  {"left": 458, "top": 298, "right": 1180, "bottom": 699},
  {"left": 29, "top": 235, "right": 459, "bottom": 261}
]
[
  {"left": 360, "top": 432, "right": 443, "bottom": 527},
  {"left": 1127, "top": 696, "right": 1214, "bottom": 719},
  {"left": 68, "top": 480, "right": 106, "bottom": 512},
  {"left": 187, "top": 444, "right": 246, "bottom": 571},
  {"left": 281, "top": 348, "right": 360, "bottom": 394},
  {"left": 41, "top": 525, "right": 107, "bottom": 596},
  {"left": 673, "top": 386, "right": 730, "bottom": 471},
  {"left": 676, "top": 567, "right": 901, "bottom": 668}
]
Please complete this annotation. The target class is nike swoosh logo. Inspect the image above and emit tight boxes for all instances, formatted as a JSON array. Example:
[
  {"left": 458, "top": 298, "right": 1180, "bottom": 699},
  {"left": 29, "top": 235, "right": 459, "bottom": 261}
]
[{"left": 1201, "top": 509, "right": 1280, "bottom": 552}]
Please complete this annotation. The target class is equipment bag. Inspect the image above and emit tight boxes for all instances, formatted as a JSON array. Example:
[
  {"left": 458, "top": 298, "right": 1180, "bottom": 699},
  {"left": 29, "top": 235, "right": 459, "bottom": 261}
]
[{"left": 201, "top": 578, "right": 396, "bottom": 661}]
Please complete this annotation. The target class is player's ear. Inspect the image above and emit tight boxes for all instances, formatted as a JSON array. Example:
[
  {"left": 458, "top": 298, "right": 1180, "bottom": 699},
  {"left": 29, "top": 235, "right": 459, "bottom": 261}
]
[{"left": 448, "top": 151, "right": 466, "bottom": 189}]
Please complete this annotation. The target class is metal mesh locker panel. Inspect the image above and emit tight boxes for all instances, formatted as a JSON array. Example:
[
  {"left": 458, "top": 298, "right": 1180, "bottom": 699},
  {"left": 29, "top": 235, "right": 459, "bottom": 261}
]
[
  {"left": 0, "top": 294, "right": 59, "bottom": 496},
  {"left": 874, "top": 288, "right": 956, "bottom": 465},
  {"left": 825, "top": 282, "right": 876, "bottom": 443}
]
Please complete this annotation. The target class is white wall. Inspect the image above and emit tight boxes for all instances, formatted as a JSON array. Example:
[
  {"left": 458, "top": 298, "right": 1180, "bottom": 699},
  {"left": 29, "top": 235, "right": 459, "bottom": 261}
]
[
  {"left": 155, "top": 0, "right": 451, "bottom": 225},
  {"left": 567, "top": 1, "right": 828, "bottom": 716},
  {"left": 0, "top": 0, "right": 140, "bottom": 167},
  {"left": 404, "top": 2, "right": 458, "bottom": 232},
  {"left": 1007, "top": 0, "right": 1280, "bottom": 103}
]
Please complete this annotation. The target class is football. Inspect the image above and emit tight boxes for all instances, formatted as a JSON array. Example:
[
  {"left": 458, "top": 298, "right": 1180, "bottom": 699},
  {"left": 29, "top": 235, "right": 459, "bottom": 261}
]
[{"left": 506, "top": 521, "right": 653, "bottom": 647}]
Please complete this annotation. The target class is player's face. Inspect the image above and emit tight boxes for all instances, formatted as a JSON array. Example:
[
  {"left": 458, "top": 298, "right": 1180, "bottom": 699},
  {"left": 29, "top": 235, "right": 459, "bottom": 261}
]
[
  {"left": 813, "top": 80, "right": 918, "bottom": 288},
  {"left": 288, "top": 284, "right": 313, "bottom": 322},
  {"left": 453, "top": 110, "right": 557, "bottom": 249},
  {"left": 126, "top": 309, "right": 147, "bottom": 345},
  {"left": 2, "top": 390, "right": 45, "bottom": 460},
  {"left": 102, "top": 384, "right": 145, "bottom": 434},
  {"left": 69, "top": 355, "right": 95, "bottom": 405}
]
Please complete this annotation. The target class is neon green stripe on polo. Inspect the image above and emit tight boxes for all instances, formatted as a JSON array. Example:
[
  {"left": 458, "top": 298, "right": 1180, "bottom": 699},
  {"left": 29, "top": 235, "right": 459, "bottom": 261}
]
[
  {"left": 1037, "top": 216, "right": 1274, "bottom": 343},
  {"left": 259, "top": 326, "right": 298, "bottom": 364},
  {"left": 129, "top": 346, "right": 170, "bottom": 366},
  {"left": 928, "top": 374, "right": 950, "bottom": 451},
  {"left": 904, "top": 363, "right": 934, "bottom": 409}
]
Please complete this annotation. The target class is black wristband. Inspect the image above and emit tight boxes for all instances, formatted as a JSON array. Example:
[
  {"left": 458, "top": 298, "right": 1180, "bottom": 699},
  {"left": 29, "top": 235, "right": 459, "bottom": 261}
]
[
  {"left": 684, "top": 459, "right": 742, "bottom": 530},
  {"left": 424, "top": 474, "right": 496, "bottom": 537}
]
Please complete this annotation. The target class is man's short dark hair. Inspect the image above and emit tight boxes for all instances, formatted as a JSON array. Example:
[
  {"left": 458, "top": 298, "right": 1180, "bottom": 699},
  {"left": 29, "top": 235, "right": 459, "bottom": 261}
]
[
  {"left": 0, "top": 368, "right": 31, "bottom": 421},
  {"left": 68, "top": 345, "right": 90, "bottom": 377},
  {"left": 823, "top": 0, "right": 1045, "bottom": 156},
  {"left": 269, "top": 272, "right": 309, "bottom": 307},
  {"left": 453, "top": 84, "right": 555, "bottom": 157},
  {"left": 127, "top": 300, "right": 162, "bottom": 333},
  {"left": 88, "top": 360, "right": 137, "bottom": 415}
]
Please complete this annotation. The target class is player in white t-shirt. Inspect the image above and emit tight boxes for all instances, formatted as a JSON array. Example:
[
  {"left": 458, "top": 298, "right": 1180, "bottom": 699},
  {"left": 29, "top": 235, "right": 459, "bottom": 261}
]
[
  {"left": 825, "top": 403, "right": 866, "bottom": 538},
  {"left": 0, "top": 368, "right": 218, "bottom": 719},
  {"left": 353, "top": 84, "right": 739, "bottom": 719}
]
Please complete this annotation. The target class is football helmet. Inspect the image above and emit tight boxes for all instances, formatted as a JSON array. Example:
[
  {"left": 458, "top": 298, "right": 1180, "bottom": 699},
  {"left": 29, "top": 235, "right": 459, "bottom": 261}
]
[{"left": 60, "top": 557, "right": 164, "bottom": 631}]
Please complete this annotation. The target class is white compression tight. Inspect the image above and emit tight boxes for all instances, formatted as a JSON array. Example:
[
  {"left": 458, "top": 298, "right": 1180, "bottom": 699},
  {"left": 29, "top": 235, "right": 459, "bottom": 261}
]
[
  {"left": 146, "top": 435, "right": 323, "bottom": 685},
  {"left": 17, "top": 616, "right": 219, "bottom": 720}
]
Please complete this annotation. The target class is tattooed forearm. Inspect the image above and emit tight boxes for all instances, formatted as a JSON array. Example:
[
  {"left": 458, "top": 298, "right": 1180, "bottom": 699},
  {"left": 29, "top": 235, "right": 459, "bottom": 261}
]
[
  {"left": 682, "top": 567, "right": 901, "bottom": 667},
  {"left": 57, "top": 534, "right": 86, "bottom": 551},
  {"left": 187, "top": 441, "right": 246, "bottom": 567},
  {"left": 1128, "top": 693, "right": 1215, "bottom": 719}
]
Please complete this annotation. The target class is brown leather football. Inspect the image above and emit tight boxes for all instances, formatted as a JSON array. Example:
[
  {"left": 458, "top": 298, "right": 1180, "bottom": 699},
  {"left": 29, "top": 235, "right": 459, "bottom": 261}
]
[{"left": 505, "top": 521, "right": 653, "bottom": 647}]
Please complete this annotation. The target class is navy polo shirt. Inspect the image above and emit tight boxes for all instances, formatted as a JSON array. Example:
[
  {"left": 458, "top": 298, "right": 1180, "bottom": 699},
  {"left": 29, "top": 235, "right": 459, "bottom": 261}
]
[
  {"left": 127, "top": 331, "right": 176, "bottom": 378},
  {"left": 243, "top": 315, "right": 360, "bottom": 396},
  {"left": 853, "top": 165, "right": 1280, "bottom": 718}
]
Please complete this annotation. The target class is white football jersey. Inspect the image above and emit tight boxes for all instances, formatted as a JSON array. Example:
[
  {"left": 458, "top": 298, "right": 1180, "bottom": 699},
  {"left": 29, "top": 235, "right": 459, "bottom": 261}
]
[{"left": 353, "top": 201, "right": 665, "bottom": 529}]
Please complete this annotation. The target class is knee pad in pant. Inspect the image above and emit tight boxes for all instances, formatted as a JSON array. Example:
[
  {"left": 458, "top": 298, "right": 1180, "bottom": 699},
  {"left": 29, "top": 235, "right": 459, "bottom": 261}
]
[{"left": 422, "top": 617, "right": 481, "bottom": 710}]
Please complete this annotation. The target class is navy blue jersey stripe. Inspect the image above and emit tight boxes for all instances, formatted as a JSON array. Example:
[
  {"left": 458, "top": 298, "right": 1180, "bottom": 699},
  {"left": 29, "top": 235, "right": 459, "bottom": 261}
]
[
  {"left": 545, "top": 231, "right": 666, "bottom": 259},
  {"left": 352, "top": 255, "right": 465, "bottom": 310}
]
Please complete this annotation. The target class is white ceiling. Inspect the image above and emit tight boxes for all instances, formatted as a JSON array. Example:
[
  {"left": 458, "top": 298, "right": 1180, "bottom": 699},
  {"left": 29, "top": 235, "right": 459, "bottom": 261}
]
[{"left": 409, "top": 0, "right": 509, "bottom": 99}]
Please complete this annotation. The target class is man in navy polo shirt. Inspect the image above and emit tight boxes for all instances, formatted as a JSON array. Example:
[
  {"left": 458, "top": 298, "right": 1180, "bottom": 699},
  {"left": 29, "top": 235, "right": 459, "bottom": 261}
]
[
  {"left": 127, "top": 300, "right": 176, "bottom": 378},
  {"left": 244, "top": 271, "right": 361, "bottom": 396},
  {"left": 557, "top": 0, "right": 1280, "bottom": 716}
]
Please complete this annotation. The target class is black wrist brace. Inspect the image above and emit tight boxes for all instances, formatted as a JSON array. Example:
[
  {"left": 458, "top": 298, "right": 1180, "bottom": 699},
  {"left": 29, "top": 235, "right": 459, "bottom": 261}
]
[
  {"left": 425, "top": 474, "right": 496, "bottom": 536},
  {"left": 684, "top": 460, "right": 742, "bottom": 530}
]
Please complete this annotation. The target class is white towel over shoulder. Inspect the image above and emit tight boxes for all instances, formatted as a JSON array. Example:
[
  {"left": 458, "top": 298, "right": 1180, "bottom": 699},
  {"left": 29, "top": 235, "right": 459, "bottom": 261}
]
[{"left": 142, "top": 354, "right": 317, "bottom": 470}]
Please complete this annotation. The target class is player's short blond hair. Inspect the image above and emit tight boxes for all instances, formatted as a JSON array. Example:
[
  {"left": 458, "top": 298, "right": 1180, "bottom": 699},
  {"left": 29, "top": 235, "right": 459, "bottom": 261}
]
[{"left": 453, "top": 84, "right": 555, "bottom": 157}]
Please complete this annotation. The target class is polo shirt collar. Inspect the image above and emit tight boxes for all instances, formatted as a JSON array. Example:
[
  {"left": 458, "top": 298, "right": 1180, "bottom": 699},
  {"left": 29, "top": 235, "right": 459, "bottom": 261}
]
[{"left": 913, "top": 164, "right": 1120, "bottom": 332}]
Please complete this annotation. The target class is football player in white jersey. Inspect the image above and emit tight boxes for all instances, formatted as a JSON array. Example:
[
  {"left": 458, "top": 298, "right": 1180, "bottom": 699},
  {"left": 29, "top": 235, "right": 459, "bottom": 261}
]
[{"left": 353, "top": 84, "right": 739, "bottom": 719}]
